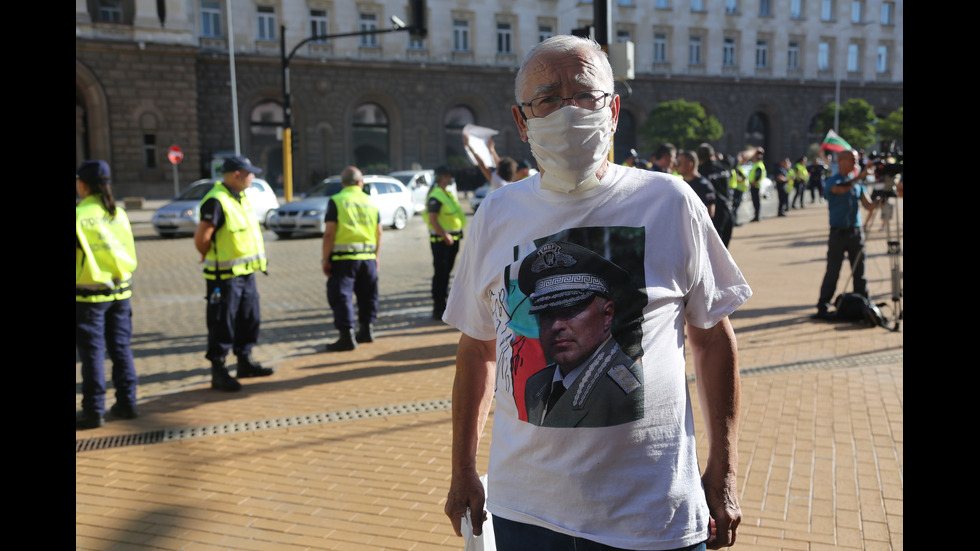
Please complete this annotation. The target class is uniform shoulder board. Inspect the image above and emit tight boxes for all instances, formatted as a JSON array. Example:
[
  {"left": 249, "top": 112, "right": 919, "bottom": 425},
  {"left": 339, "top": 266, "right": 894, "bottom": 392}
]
[{"left": 607, "top": 364, "right": 641, "bottom": 395}]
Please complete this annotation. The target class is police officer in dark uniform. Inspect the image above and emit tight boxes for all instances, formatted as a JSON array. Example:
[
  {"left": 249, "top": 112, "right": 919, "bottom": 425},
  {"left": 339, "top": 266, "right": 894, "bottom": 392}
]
[{"left": 518, "top": 241, "right": 644, "bottom": 428}]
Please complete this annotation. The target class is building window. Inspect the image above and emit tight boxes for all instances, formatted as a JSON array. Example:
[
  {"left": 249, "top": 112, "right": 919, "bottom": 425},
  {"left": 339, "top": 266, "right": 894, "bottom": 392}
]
[
  {"left": 881, "top": 1, "right": 895, "bottom": 24},
  {"left": 755, "top": 39, "right": 769, "bottom": 68},
  {"left": 97, "top": 0, "right": 124, "bottom": 23},
  {"left": 654, "top": 32, "right": 668, "bottom": 62},
  {"left": 311, "top": 9, "right": 327, "bottom": 42},
  {"left": 759, "top": 0, "right": 772, "bottom": 16},
  {"left": 725, "top": 0, "right": 738, "bottom": 14},
  {"left": 360, "top": 13, "right": 378, "bottom": 47},
  {"left": 723, "top": 37, "right": 736, "bottom": 66},
  {"left": 847, "top": 43, "right": 859, "bottom": 71},
  {"left": 691, "top": 0, "right": 704, "bottom": 11},
  {"left": 496, "top": 22, "right": 512, "bottom": 54},
  {"left": 821, "top": 0, "right": 834, "bottom": 20},
  {"left": 851, "top": 0, "right": 863, "bottom": 22},
  {"left": 689, "top": 35, "right": 702, "bottom": 65},
  {"left": 619, "top": 0, "right": 635, "bottom": 5},
  {"left": 791, "top": 0, "right": 804, "bottom": 18},
  {"left": 788, "top": 41, "right": 800, "bottom": 70},
  {"left": 257, "top": 6, "right": 276, "bottom": 41},
  {"left": 818, "top": 41, "right": 830, "bottom": 70},
  {"left": 876, "top": 45, "right": 888, "bottom": 73},
  {"left": 143, "top": 134, "right": 157, "bottom": 170},
  {"left": 201, "top": 1, "right": 222, "bottom": 38},
  {"left": 655, "top": 0, "right": 670, "bottom": 9},
  {"left": 538, "top": 25, "right": 554, "bottom": 42},
  {"left": 616, "top": 29, "right": 631, "bottom": 42},
  {"left": 453, "top": 20, "right": 470, "bottom": 52}
]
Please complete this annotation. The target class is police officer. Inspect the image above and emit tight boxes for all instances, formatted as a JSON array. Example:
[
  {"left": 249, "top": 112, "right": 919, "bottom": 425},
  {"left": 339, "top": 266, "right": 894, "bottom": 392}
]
[
  {"left": 321, "top": 166, "right": 383, "bottom": 351},
  {"left": 517, "top": 241, "right": 643, "bottom": 428},
  {"left": 194, "top": 156, "right": 274, "bottom": 392},
  {"left": 427, "top": 166, "right": 467, "bottom": 320},
  {"left": 748, "top": 148, "right": 767, "bottom": 222},
  {"left": 76, "top": 160, "right": 139, "bottom": 429}
]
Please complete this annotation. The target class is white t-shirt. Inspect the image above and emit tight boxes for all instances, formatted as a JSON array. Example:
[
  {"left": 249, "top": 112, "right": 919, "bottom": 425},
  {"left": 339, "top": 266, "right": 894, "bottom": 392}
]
[{"left": 444, "top": 163, "right": 751, "bottom": 550}]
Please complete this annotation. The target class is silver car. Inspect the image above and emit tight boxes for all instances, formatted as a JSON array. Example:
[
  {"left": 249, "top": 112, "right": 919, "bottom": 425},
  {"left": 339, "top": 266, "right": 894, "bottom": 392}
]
[
  {"left": 387, "top": 169, "right": 434, "bottom": 213},
  {"left": 151, "top": 178, "right": 280, "bottom": 237},
  {"left": 266, "top": 175, "right": 415, "bottom": 239}
]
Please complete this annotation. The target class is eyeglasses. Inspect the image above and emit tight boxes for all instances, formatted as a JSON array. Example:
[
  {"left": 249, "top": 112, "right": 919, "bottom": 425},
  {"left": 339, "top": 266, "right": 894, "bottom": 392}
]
[{"left": 519, "top": 90, "right": 612, "bottom": 119}]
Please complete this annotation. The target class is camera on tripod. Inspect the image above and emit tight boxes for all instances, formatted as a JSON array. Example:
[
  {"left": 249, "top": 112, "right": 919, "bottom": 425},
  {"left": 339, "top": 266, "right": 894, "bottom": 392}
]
[{"left": 867, "top": 144, "right": 903, "bottom": 201}]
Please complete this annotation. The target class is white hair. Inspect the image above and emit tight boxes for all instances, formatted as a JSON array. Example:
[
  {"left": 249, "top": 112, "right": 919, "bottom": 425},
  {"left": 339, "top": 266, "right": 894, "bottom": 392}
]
[{"left": 514, "top": 35, "right": 614, "bottom": 104}]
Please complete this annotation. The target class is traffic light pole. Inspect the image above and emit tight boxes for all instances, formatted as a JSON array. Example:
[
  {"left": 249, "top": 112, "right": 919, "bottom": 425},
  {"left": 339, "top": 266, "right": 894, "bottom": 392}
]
[{"left": 279, "top": 20, "right": 422, "bottom": 201}]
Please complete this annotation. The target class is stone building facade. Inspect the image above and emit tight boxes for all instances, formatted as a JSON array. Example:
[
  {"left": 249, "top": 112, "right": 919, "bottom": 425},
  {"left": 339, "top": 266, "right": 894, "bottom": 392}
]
[{"left": 76, "top": 0, "right": 902, "bottom": 198}]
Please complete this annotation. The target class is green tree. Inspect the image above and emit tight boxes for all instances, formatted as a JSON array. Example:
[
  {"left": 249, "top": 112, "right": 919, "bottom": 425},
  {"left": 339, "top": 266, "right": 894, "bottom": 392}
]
[
  {"left": 816, "top": 99, "right": 878, "bottom": 151},
  {"left": 878, "top": 107, "right": 903, "bottom": 147},
  {"left": 638, "top": 99, "right": 723, "bottom": 152}
]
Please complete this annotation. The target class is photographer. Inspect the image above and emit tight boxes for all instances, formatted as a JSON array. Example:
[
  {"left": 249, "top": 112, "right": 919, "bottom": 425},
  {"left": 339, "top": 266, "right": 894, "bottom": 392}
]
[{"left": 813, "top": 149, "right": 875, "bottom": 319}]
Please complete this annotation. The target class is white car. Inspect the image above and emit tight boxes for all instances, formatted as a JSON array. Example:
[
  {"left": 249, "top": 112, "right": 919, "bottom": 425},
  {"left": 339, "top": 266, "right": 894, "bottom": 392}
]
[
  {"left": 266, "top": 175, "right": 415, "bottom": 238},
  {"left": 387, "top": 169, "right": 434, "bottom": 213},
  {"left": 151, "top": 178, "right": 280, "bottom": 237}
]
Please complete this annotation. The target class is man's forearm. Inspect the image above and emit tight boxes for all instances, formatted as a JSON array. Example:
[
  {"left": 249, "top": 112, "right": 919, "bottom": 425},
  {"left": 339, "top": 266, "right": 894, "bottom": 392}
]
[
  {"left": 690, "top": 318, "right": 740, "bottom": 468},
  {"left": 451, "top": 334, "right": 496, "bottom": 472}
]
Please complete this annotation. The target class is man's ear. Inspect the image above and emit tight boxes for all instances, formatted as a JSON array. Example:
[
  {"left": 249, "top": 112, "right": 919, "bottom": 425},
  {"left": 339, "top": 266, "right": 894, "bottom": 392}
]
[
  {"left": 609, "top": 94, "right": 621, "bottom": 135},
  {"left": 512, "top": 105, "right": 529, "bottom": 143}
]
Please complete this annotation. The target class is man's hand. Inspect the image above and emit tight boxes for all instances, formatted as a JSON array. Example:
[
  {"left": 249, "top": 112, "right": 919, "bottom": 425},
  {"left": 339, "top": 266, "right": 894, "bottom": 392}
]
[
  {"left": 442, "top": 234, "right": 456, "bottom": 246},
  {"left": 444, "top": 469, "right": 487, "bottom": 537},
  {"left": 702, "top": 464, "right": 742, "bottom": 548},
  {"left": 321, "top": 260, "right": 331, "bottom": 277}
]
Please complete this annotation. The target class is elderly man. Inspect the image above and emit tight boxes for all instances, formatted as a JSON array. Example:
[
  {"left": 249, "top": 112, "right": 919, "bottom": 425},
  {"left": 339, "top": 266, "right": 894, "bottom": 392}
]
[
  {"left": 444, "top": 35, "right": 750, "bottom": 550},
  {"left": 814, "top": 150, "right": 873, "bottom": 319},
  {"left": 321, "top": 166, "right": 383, "bottom": 350}
]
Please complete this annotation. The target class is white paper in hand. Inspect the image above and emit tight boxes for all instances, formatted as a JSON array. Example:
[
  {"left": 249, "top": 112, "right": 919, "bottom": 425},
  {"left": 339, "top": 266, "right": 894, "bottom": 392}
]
[{"left": 461, "top": 475, "right": 495, "bottom": 551}]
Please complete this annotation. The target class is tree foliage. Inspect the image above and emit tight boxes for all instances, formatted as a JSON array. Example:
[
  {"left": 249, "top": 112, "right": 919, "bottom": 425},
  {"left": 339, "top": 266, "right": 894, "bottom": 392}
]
[
  {"left": 816, "top": 99, "right": 878, "bottom": 151},
  {"left": 638, "top": 99, "right": 723, "bottom": 152},
  {"left": 877, "top": 107, "right": 903, "bottom": 146}
]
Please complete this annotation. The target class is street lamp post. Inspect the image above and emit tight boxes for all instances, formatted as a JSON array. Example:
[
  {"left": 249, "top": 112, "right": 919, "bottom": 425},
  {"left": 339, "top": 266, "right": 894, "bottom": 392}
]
[{"left": 279, "top": 16, "right": 416, "bottom": 201}]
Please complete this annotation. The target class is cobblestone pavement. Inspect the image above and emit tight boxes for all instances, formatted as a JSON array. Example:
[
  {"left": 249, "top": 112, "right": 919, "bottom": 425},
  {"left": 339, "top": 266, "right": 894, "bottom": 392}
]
[{"left": 76, "top": 192, "right": 903, "bottom": 550}]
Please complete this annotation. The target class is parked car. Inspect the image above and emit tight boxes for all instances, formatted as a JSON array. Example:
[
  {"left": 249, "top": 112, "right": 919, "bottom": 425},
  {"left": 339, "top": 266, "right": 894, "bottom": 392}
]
[
  {"left": 266, "top": 174, "right": 414, "bottom": 238},
  {"left": 151, "top": 178, "right": 280, "bottom": 237},
  {"left": 387, "top": 169, "right": 434, "bottom": 213}
]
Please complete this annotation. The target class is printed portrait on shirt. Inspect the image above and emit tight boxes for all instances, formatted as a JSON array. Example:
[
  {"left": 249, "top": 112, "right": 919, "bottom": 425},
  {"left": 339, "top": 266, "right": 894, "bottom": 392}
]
[{"left": 502, "top": 227, "right": 647, "bottom": 428}]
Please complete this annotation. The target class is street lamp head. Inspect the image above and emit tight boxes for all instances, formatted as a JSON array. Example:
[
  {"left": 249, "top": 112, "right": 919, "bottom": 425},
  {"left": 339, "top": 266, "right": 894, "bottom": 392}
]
[{"left": 390, "top": 15, "right": 407, "bottom": 29}]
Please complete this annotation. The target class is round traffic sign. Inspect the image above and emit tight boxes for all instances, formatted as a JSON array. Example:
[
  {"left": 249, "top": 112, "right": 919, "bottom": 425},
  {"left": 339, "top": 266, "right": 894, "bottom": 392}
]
[{"left": 168, "top": 145, "right": 184, "bottom": 165}]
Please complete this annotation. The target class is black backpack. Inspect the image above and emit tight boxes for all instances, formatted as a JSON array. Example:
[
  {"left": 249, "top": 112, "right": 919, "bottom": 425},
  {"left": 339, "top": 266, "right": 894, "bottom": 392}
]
[{"left": 834, "top": 293, "right": 886, "bottom": 327}]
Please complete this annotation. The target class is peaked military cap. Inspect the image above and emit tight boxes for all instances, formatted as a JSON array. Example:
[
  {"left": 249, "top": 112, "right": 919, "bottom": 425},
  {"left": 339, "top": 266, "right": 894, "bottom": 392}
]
[{"left": 518, "top": 241, "right": 630, "bottom": 314}]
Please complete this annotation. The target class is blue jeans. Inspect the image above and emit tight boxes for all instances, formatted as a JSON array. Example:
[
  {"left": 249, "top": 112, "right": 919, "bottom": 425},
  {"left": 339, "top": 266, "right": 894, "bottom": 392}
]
[
  {"left": 76, "top": 299, "right": 138, "bottom": 415},
  {"left": 492, "top": 516, "right": 707, "bottom": 551}
]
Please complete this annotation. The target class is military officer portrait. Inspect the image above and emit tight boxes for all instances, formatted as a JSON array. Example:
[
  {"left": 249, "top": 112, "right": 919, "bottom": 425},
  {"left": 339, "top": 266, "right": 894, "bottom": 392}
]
[{"left": 516, "top": 241, "right": 644, "bottom": 428}]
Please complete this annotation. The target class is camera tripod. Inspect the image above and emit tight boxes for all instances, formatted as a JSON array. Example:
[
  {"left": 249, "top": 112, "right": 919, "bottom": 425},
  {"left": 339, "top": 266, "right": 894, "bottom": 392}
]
[{"left": 863, "top": 182, "right": 903, "bottom": 331}]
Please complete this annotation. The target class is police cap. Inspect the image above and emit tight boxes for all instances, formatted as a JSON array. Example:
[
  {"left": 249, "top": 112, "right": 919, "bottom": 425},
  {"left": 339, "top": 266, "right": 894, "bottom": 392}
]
[{"left": 518, "top": 241, "right": 630, "bottom": 314}]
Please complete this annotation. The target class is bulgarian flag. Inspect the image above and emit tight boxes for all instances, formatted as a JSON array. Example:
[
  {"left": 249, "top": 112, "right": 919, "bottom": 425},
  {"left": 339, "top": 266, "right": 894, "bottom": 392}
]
[{"left": 820, "top": 129, "right": 852, "bottom": 152}]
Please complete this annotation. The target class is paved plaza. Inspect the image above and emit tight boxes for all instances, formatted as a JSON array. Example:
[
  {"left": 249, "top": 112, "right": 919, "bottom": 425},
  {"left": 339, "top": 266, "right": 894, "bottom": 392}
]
[{"left": 76, "top": 193, "right": 903, "bottom": 550}]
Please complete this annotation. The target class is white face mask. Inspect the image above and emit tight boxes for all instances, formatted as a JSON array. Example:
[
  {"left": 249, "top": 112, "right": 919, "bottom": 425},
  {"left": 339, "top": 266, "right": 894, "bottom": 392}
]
[{"left": 526, "top": 106, "right": 614, "bottom": 193}]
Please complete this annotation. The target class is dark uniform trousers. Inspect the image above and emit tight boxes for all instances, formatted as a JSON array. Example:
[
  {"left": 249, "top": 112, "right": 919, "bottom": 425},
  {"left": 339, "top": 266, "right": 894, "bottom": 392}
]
[
  {"left": 327, "top": 258, "right": 379, "bottom": 330},
  {"left": 206, "top": 272, "right": 261, "bottom": 361},
  {"left": 430, "top": 238, "right": 460, "bottom": 302},
  {"left": 76, "top": 298, "right": 138, "bottom": 415}
]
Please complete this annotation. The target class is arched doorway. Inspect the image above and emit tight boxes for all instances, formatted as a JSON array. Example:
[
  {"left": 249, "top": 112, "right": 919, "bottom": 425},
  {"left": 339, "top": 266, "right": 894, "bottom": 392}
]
[
  {"left": 614, "top": 109, "right": 638, "bottom": 163},
  {"left": 444, "top": 105, "right": 475, "bottom": 167},
  {"left": 745, "top": 112, "right": 769, "bottom": 158},
  {"left": 250, "top": 100, "right": 284, "bottom": 191},
  {"left": 353, "top": 103, "right": 389, "bottom": 173}
]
